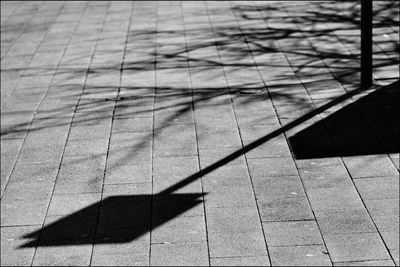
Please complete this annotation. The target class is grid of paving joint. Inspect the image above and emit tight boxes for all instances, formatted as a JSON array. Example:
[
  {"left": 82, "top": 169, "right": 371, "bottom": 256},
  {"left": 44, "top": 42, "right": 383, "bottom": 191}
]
[{"left": 1, "top": 1, "right": 399, "bottom": 266}]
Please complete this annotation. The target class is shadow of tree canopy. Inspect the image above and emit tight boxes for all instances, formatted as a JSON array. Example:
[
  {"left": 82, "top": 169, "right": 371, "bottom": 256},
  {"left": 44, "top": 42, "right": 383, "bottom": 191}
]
[{"left": 2, "top": 1, "right": 398, "bottom": 179}]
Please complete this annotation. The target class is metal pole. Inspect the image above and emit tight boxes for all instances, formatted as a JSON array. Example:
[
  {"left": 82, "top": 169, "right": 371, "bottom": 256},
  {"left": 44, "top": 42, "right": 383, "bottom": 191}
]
[{"left": 361, "top": 0, "right": 373, "bottom": 88}]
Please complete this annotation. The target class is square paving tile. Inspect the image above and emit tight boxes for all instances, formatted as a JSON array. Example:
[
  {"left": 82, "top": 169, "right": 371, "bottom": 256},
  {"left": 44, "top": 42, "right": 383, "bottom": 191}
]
[
  {"left": 269, "top": 245, "right": 331, "bottom": 266},
  {"left": 315, "top": 208, "right": 376, "bottom": 235},
  {"left": 258, "top": 196, "right": 314, "bottom": 222},
  {"left": 248, "top": 157, "right": 298, "bottom": 177},
  {"left": 324, "top": 232, "right": 391, "bottom": 263},
  {"left": 150, "top": 242, "right": 208, "bottom": 266},
  {"left": 263, "top": 220, "right": 324, "bottom": 246},
  {"left": 208, "top": 231, "right": 267, "bottom": 258}
]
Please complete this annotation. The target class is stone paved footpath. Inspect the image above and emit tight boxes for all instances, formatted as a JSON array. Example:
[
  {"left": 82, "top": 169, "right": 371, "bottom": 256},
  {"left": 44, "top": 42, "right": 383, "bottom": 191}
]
[{"left": 1, "top": 1, "right": 399, "bottom": 266}]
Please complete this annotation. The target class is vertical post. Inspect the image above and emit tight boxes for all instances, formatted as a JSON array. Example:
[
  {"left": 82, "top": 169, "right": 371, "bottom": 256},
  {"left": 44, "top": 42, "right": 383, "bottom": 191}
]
[{"left": 361, "top": 0, "right": 373, "bottom": 88}]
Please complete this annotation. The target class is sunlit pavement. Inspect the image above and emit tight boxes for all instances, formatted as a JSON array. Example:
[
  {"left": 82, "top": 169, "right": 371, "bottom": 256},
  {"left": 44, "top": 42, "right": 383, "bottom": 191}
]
[{"left": 1, "top": 1, "right": 399, "bottom": 266}]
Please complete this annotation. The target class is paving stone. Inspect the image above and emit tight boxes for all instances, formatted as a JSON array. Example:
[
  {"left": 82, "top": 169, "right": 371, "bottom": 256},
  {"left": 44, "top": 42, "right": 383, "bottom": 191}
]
[
  {"left": 239, "top": 124, "right": 281, "bottom": 142},
  {"left": 53, "top": 180, "right": 103, "bottom": 194},
  {"left": 354, "top": 176, "right": 399, "bottom": 200},
  {"left": 202, "top": 165, "right": 251, "bottom": 190},
  {"left": 91, "top": 252, "right": 149, "bottom": 266},
  {"left": 0, "top": 127, "right": 28, "bottom": 139},
  {"left": 380, "top": 231, "right": 400, "bottom": 251},
  {"left": 154, "top": 110, "right": 194, "bottom": 126},
  {"left": 94, "top": 227, "right": 149, "bottom": 258},
  {"left": 263, "top": 220, "right": 323, "bottom": 246},
  {"left": 388, "top": 154, "right": 399, "bottom": 170},
  {"left": 373, "top": 216, "right": 399, "bottom": 232},
  {"left": 333, "top": 260, "right": 395, "bottom": 266},
  {"left": 315, "top": 208, "right": 376, "bottom": 235},
  {"left": 390, "top": 248, "right": 399, "bottom": 266},
  {"left": 1, "top": 171, "right": 11, "bottom": 195},
  {"left": 301, "top": 173, "right": 354, "bottom": 189},
  {"left": 152, "top": 193, "right": 205, "bottom": 219},
  {"left": 269, "top": 245, "right": 331, "bottom": 266},
  {"left": 98, "top": 197, "right": 149, "bottom": 235},
  {"left": 342, "top": 155, "right": 399, "bottom": 178},
  {"left": 1, "top": 198, "right": 50, "bottom": 226},
  {"left": 56, "top": 167, "right": 104, "bottom": 187},
  {"left": 153, "top": 156, "right": 199, "bottom": 178},
  {"left": 324, "top": 232, "right": 391, "bottom": 262},
  {"left": 195, "top": 118, "right": 238, "bottom": 133},
  {"left": 154, "top": 143, "right": 198, "bottom": 157},
  {"left": 0, "top": 138, "right": 24, "bottom": 155},
  {"left": 197, "top": 130, "right": 242, "bottom": 148},
  {"left": 153, "top": 174, "right": 203, "bottom": 194},
  {"left": 69, "top": 124, "right": 111, "bottom": 140},
  {"left": 7, "top": 163, "right": 59, "bottom": 184},
  {"left": 34, "top": 213, "right": 97, "bottom": 247},
  {"left": 297, "top": 158, "right": 350, "bottom": 183},
  {"left": 204, "top": 184, "right": 256, "bottom": 208},
  {"left": 23, "top": 127, "right": 70, "bottom": 148},
  {"left": 248, "top": 157, "right": 298, "bottom": 177},
  {"left": 47, "top": 193, "right": 101, "bottom": 216},
  {"left": 2, "top": 181, "right": 54, "bottom": 201},
  {"left": 102, "top": 183, "right": 152, "bottom": 197},
  {"left": 152, "top": 215, "right": 206, "bottom": 243},
  {"left": 236, "top": 110, "right": 280, "bottom": 126},
  {"left": 206, "top": 206, "right": 262, "bottom": 233},
  {"left": 245, "top": 138, "right": 292, "bottom": 158},
  {"left": 0, "top": 153, "right": 17, "bottom": 174},
  {"left": 107, "top": 146, "right": 152, "bottom": 166},
  {"left": 109, "top": 131, "right": 153, "bottom": 149},
  {"left": 1, "top": 225, "right": 40, "bottom": 266},
  {"left": 32, "top": 245, "right": 93, "bottom": 266},
  {"left": 73, "top": 111, "right": 113, "bottom": 126},
  {"left": 1, "top": 250, "right": 36, "bottom": 267},
  {"left": 258, "top": 196, "right": 314, "bottom": 222},
  {"left": 208, "top": 231, "right": 267, "bottom": 258},
  {"left": 199, "top": 146, "right": 246, "bottom": 168},
  {"left": 252, "top": 175, "right": 306, "bottom": 200},
  {"left": 75, "top": 99, "right": 115, "bottom": 113},
  {"left": 364, "top": 198, "right": 399, "bottom": 218},
  {"left": 114, "top": 104, "right": 154, "bottom": 118},
  {"left": 150, "top": 242, "right": 208, "bottom": 266},
  {"left": 105, "top": 163, "right": 152, "bottom": 184},
  {"left": 307, "top": 186, "right": 365, "bottom": 211},
  {"left": 210, "top": 256, "right": 270, "bottom": 266},
  {"left": 59, "top": 155, "right": 107, "bottom": 174},
  {"left": 112, "top": 117, "right": 153, "bottom": 132},
  {"left": 64, "top": 138, "right": 109, "bottom": 156},
  {"left": 17, "top": 144, "right": 64, "bottom": 164}
]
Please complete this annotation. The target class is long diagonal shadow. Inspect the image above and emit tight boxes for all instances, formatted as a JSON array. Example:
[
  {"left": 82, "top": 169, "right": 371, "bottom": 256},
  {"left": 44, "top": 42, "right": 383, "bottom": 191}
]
[{"left": 19, "top": 81, "right": 398, "bottom": 248}]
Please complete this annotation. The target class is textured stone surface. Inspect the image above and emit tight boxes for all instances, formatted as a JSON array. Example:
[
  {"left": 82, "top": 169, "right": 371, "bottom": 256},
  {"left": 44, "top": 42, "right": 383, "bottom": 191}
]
[
  {"left": 354, "top": 176, "right": 399, "bottom": 200},
  {"left": 150, "top": 242, "right": 209, "bottom": 266},
  {"left": 208, "top": 231, "right": 267, "bottom": 258},
  {"left": 263, "top": 221, "right": 324, "bottom": 246},
  {"left": 324, "top": 233, "right": 392, "bottom": 262},
  {"left": 210, "top": 256, "right": 270, "bottom": 266},
  {"left": 1, "top": 1, "right": 398, "bottom": 266},
  {"left": 258, "top": 196, "right": 314, "bottom": 222},
  {"left": 314, "top": 208, "right": 376, "bottom": 234},
  {"left": 269, "top": 245, "right": 331, "bottom": 266}
]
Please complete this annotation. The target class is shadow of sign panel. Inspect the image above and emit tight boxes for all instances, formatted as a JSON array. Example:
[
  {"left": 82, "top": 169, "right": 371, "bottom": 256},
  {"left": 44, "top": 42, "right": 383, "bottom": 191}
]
[
  {"left": 20, "top": 193, "right": 204, "bottom": 248},
  {"left": 289, "top": 81, "right": 399, "bottom": 159}
]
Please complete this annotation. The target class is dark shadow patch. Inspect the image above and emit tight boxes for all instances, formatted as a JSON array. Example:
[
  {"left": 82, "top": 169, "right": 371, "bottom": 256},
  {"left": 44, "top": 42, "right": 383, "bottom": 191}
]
[
  {"left": 289, "top": 81, "right": 399, "bottom": 159},
  {"left": 20, "top": 193, "right": 204, "bottom": 247}
]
